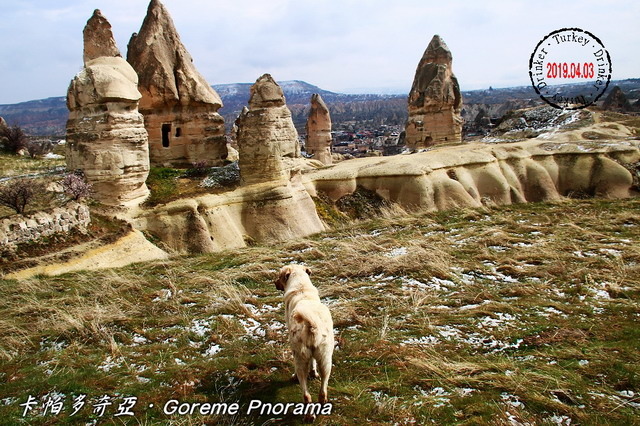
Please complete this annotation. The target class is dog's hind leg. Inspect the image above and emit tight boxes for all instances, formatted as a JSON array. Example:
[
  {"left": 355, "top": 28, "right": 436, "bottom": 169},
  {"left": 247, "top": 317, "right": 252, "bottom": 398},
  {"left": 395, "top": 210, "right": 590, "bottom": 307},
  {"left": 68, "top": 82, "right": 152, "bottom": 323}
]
[
  {"left": 294, "top": 356, "right": 313, "bottom": 404},
  {"left": 316, "top": 350, "right": 332, "bottom": 404},
  {"left": 309, "top": 358, "right": 318, "bottom": 379},
  {"left": 295, "top": 355, "right": 316, "bottom": 422}
]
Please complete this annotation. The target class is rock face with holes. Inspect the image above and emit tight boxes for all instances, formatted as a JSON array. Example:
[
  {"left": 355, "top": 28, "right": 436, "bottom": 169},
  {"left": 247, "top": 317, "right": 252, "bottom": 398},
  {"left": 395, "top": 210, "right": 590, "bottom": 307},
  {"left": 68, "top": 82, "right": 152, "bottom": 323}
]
[
  {"left": 236, "top": 74, "right": 301, "bottom": 185},
  {"left": 305, "top": 93, "right": 333, "bottom": 165},
  {"left": 127, "top": 0, "right": 227, "bottom": 167},
  {"left": 66, "top": 9, "right": 150, "bottom": 206},
  {"left": 405, "top": 35, "right": 463, "bottom": 150}
]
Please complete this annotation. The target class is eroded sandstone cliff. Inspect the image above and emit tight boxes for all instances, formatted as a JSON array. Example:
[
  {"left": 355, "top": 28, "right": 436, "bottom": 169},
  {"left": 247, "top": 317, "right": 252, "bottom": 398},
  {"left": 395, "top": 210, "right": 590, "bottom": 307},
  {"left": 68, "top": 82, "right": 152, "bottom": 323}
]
[{"left": 304, "top": 140, "right": 639, "bottom": 211}]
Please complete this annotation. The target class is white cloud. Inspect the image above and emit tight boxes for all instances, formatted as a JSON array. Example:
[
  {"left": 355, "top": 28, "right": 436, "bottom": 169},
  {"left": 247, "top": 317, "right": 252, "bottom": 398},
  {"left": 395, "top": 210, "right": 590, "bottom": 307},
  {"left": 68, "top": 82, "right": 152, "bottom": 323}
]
[{"left": 0, "top": 0, "right": 638, "bottom": 104}]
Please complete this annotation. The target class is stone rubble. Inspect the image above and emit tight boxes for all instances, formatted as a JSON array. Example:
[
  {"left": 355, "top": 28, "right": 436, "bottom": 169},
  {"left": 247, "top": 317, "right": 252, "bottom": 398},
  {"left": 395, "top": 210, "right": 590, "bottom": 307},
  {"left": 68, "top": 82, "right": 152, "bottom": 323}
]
[{"left": 0, "top": 203, "right": 90, "bottom": 247}]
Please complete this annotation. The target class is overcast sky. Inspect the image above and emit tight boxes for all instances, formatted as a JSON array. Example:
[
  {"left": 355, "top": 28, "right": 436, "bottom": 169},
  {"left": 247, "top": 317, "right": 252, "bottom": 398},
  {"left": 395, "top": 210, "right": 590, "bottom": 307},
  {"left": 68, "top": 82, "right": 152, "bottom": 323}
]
[{"left": 0, "top": 0, "right": 638, "bottom": 104}]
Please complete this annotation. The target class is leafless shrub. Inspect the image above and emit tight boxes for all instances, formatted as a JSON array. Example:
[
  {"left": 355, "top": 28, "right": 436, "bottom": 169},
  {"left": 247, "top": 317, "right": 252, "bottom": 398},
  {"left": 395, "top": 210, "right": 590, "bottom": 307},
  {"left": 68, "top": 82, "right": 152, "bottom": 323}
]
[
  {"left": 0, "top": 124, "right": 28, "bottom": 154},
  {"left": 0, "top": 179, "right": 43, "bottom": 214},
  {"left": 61, "top": 172, "right": 92, "bottom": 201}
]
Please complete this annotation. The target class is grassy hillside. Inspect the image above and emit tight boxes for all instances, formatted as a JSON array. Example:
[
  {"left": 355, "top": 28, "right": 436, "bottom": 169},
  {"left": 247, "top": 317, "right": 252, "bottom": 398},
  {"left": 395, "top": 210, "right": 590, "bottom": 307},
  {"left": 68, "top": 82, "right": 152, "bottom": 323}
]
[{"left": 0, "top": 198, "right": 639, "bottom": 424}]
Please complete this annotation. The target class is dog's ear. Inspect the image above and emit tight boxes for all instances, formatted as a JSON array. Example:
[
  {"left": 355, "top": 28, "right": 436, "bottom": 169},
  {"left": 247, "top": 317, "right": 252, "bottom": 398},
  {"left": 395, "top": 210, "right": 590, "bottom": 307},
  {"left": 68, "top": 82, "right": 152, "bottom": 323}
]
[
  {"left": 275, "top": 266, "right": 291, "bottom": 291},
  {"left": 305, "top": 266, "right": 312, "bottom": 276}
]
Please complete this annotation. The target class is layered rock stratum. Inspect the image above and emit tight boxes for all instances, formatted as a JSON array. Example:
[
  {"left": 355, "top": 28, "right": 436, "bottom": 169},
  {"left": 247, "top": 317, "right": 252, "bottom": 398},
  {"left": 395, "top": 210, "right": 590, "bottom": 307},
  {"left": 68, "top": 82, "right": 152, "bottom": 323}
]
[
  {"left": 405, "top": 35, "right": 463, "bottom": 150},
  {"left": 236, "top": 74, "right": 301, "bottom": 185},
  {"left": 127, "top": 0, "right": 227, "bottom": 167},
  {"left": 66, "top": 9, "right": 150, "bottom": 206},
  {"left": 305, "top": 93, "right": 333, "bottom": 165}
]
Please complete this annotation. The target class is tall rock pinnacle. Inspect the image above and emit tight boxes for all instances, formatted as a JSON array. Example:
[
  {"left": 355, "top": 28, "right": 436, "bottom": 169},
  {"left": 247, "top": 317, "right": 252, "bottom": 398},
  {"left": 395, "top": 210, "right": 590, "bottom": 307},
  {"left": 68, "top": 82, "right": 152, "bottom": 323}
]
[
  {"left": 83, "top": 9, "right": 121, "bottom": 64},
  {"left": 237, "top": 74, "right": 301, "bottom": 185},
  {"left": 127, "top": 0, "right": 227, "bottom": 166},
  {"left": 67, "top": 10, "right": 150, "bottom": 206},
  {"left": 305, "top": 94, "right": 333, "bottom": 165},
  {"left": 405, "top": 35, "right": 463, "bottom": 150}
]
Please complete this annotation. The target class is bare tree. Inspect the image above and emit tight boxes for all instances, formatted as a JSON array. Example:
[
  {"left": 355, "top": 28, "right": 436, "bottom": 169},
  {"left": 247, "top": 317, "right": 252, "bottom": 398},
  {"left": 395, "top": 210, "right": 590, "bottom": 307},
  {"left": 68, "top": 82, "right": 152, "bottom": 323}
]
[
  {"left": 61, "top": 172, "right": 93, "bottom": 201},
  {"left": 0, "top": 124, "right": 28, "bottom": 154},
  {"left": 0, "top": 179, "right": 39, "bottom": 214}
]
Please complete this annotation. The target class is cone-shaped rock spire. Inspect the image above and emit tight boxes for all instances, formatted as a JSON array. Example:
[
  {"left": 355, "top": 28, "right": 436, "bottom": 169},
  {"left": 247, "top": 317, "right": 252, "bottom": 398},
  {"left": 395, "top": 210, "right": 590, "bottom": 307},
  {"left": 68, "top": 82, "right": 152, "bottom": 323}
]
[
  {"left": 237, "top": 74, "right": 301, "bottom": 185},
  {"left": 127, "top": 0, "right": 227, "bottom": 167},
  {"left": 405, "top": 35, "right": 463, "bottom": 150},
  {"left": 305, "top": 94, "right": 332, "bottom": 165}
]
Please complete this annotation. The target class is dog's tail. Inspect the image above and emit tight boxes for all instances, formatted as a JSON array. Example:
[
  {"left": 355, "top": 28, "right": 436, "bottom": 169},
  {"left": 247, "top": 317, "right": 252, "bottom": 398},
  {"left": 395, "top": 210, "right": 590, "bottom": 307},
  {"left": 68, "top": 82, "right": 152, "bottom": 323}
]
[{"left": 292, "top": 311, "right": 327, "bottom": 348}]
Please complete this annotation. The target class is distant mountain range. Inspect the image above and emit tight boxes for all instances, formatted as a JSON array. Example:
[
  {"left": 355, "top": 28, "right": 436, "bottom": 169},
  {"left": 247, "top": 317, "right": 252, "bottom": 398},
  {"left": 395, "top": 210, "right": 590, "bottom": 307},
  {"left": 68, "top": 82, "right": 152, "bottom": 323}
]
[{"left": 1, "top": 79, "right": 639, "bottom": 137}]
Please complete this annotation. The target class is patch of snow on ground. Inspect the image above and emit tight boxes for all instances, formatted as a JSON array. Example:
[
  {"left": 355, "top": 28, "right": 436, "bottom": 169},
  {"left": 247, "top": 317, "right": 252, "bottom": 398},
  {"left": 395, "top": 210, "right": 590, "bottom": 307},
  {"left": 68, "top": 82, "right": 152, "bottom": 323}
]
[
  {"left": 599, "top": 248, "right": 622, "bottom": 257},
  {"left": 539, "top": 306, "right": 567, "bottom": 318},
  {"left": 131, "top": 334, "right": 149, "bottom": 345},
  {"left": 548, "top": 414, "right": 572, "bottom": 425},
  {"left": 190, "top": 319, "right": 210, "bottom": 337},
  {"left": 44, "top": 153, "right": 64, "bottom": 159},
  {"left": 456, "top": 388, "right": 476, "bottom": 397},
  {"left": 204, "top": 344, "right": 222, "bottom": 357},
  {"left": 401, "top": 277, "right": 445, "bottom": 292},
  {"left": 98, "top": 356, "right": 123, "bottom": 372},
  {"left": 478, "top": 312, "right": 517, "bottom": 329},
  {"left": 400, "top": 336, "right": 440, "bottom": 346},
  {"left": 40, "top": 338, "right": 68, "bottom": 352},
  {"left": 459, "top": 301, "right": 490, "bottom": 311},
  {"left": 385, "top": 247, "right": 408, "bottom": 257},
  {"left": 501, "top": 392, "right": 525, "bottom": 408},
  {"left": 239, "top": 317, "right": 264, "bottom": 338}
]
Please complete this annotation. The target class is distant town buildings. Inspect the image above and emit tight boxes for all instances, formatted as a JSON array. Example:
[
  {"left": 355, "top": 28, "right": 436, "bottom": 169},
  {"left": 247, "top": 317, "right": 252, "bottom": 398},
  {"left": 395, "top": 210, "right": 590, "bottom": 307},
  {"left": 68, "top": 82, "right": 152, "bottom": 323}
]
[{"left": 311, "top": 124, "right": 403, "bottom": 158}]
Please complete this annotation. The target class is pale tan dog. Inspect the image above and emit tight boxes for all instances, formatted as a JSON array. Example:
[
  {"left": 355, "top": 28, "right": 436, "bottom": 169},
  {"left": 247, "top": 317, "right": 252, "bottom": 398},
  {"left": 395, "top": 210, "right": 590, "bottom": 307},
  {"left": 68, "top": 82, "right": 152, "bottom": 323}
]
[{"left": 275, "top": 264, "right": 334, "bottom": 409}]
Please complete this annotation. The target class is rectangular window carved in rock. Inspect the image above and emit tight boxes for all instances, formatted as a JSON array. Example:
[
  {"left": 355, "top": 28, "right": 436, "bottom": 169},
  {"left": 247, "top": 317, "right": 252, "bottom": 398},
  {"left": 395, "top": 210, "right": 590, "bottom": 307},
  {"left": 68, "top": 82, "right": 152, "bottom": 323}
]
[
  {"left": 175, "top": 127, "right": 182, "bottom": 137},
  {"left": 162, "top": 123, "right": 171, "bottom": 147}
]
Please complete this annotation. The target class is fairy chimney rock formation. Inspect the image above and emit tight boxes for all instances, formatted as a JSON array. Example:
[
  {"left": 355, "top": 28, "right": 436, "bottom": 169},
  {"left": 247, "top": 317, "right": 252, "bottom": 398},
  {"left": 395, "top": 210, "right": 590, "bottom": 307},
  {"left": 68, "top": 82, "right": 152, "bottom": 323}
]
[
  {"left": 127, "top": 0, "right": 227, "bottom": 167},
  {"left": 305, "top": 94, "right": 333, "bottom": 165},
  {"left": 405, "top": 35, "right": 462, "bottom": 150},
  {"left": 237, "top": 74, "right": 301, "bottom": 185},
  {"left": 602, "top": 86, "right": 633, "bottom": 112},
  {"left": 66, "top": 10, "right": 150, "bottom": 206}
]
